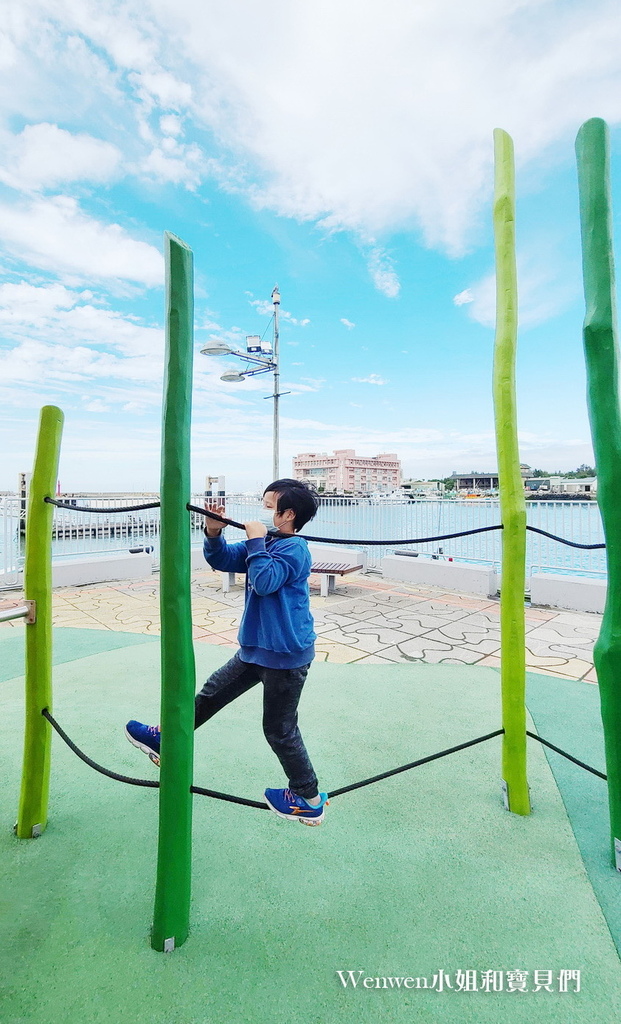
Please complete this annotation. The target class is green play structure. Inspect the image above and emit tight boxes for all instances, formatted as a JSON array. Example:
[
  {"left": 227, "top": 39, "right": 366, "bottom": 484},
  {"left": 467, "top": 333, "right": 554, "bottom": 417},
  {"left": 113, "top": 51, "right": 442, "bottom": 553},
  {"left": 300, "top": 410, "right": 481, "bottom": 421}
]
[
  {"left": 10, "top": 120, "right": 621, "bottom": 954},
  {"left": 576, "top": 118, "right": 621, "bottom": 870}
]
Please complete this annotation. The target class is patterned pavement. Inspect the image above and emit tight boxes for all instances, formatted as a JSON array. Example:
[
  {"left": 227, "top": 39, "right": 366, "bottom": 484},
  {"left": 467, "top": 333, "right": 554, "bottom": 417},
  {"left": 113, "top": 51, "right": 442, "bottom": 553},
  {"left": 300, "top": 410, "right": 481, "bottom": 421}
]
[{"left": 0, "top": 568, "right": 600, "bottom": 683}]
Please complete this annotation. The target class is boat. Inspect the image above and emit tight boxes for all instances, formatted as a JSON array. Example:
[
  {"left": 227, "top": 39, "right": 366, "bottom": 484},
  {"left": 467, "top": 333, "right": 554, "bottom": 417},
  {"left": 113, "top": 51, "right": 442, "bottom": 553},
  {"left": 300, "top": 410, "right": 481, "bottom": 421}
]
[{"left": 367, "top": 491, "right": 412, "bottom": 504}]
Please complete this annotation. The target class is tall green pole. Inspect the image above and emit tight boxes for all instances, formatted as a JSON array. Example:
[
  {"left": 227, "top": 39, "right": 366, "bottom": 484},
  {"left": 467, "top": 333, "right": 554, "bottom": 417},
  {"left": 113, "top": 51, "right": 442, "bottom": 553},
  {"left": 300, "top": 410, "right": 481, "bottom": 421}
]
[
  {"left": 576, "top": 118, "right": 621, "bottom": 870},
  {"left": 492, "top": 129, "right": 531, "bottom": 816},
  {"left": 17, "top": 405, "right": 64, "bottom": 839},
  {"left": 151, "top": 233, "right": 196, "bottom": 950}
]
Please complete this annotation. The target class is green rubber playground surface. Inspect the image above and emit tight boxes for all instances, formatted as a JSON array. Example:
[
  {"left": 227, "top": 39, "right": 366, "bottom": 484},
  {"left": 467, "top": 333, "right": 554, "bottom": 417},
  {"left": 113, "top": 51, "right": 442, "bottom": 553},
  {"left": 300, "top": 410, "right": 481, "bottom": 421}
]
[{"left": 1, "top": 627, "right": 619, "bottom": 1024}]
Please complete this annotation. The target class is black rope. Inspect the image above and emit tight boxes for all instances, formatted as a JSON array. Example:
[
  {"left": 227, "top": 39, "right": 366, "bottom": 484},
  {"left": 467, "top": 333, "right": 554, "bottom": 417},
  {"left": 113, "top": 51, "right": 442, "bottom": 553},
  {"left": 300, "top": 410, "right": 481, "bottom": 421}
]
[
  {"left": 43, "top": 709, "right": 608, "bottom": 814},
  {"left": 327, "top": 729, "right": 504, "bottom": 797},
  {"left": 190, "top": 785, "right": 267, "bottom": 809},
  {"left": 190, "top": 506, "right": 606, "bottom": 550},
  {"left": 186, "top": 503, "right": 247, "bottom": 530},
  {"left": 42, "top": 709, "right": 159, "bottom": 789},
  {"left": 525, "top": 526, "right": 605, "bottom": 550},
  {"left": 188, "top": 504, "right": 505, "bottom": 546},
  {"left": 527, "top": 730, "right": 607, "bottom": 780},
  {"left": 43, "top": 710, "right": 509, "bottom": 807},
  {"left": 301, "top": 525, "right": 504, "bottom": 546},
  {"left": 45, "top": 497, "right": 605, "bottom": 550},
  {"left": 45, "top": 497, "right": 161, "bottom": 514},
  {"left": 43, "top": 709, "right": 267, "bottom": 806}
]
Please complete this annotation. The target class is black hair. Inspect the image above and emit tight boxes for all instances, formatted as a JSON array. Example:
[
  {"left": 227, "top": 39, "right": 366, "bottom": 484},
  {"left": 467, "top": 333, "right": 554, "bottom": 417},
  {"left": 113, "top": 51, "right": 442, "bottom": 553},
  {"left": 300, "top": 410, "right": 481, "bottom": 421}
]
[{"left": 263, "top": 478, "right": 320, "bottom": 532}]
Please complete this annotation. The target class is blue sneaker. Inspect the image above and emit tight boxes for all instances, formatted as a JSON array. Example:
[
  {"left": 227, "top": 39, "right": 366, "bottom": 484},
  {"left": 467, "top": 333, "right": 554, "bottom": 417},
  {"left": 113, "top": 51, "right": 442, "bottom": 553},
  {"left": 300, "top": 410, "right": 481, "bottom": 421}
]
[
  {"left": 264, "top": 787, "right": 329, "bottom": 826},
  {"left": 125, "top": 720, "right": 161, "bottom": 766}
]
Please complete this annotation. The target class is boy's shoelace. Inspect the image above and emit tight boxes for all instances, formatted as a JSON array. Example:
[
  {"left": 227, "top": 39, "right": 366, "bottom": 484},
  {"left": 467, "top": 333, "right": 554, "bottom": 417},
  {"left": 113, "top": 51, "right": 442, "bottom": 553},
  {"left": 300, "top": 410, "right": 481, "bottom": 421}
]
[{"left": 284, "top": 788, "right": 322, "bottom": 808}]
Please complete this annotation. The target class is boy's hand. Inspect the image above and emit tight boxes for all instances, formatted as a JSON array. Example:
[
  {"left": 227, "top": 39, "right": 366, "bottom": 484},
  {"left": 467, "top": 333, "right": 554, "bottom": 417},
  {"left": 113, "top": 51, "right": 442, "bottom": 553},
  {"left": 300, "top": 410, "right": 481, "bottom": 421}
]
[
  {"left": 204, "top": 503, "right": 226, "bottom": 537},
  {"left": 244, "top": 521, "right": 268, "bottom": 539}
]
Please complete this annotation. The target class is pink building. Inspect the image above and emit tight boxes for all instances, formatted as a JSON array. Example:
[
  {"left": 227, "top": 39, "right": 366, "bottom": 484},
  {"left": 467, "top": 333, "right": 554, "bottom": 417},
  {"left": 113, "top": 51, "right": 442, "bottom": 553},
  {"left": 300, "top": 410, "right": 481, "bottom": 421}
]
[{"left": 293, "top": 449, "right": 401, "bottom": 493}]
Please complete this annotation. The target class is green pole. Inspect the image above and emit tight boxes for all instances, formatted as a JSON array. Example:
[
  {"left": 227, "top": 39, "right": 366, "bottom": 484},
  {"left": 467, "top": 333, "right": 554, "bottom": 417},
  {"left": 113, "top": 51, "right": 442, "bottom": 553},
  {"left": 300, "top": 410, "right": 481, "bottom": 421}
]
[
  {"left": 151, "top": 233, "right": 196, "bottom": 950},
  {"left": 16, "top": 405, "right": 64, "bottom": 839},
  {"left": 492, "top": 129, "right": 531, "bottom": 816},
  {"left": 576, "top": 118, "right": 621, "bottom": 870}
]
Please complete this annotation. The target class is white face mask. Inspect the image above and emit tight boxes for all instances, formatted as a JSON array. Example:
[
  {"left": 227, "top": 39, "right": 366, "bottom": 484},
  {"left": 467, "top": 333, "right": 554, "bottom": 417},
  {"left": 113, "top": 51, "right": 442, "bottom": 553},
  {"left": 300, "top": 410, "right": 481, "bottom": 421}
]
[{"left": 256, "top": 508, "right": 276, "bottom": 527}]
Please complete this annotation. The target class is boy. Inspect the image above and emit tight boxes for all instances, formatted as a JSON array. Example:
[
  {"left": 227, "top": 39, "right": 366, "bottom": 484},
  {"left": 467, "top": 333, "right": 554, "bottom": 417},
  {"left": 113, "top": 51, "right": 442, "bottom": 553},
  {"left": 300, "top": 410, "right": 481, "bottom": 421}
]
[{"left": 125, "top": 478, "right": 329, "bottom": 825}]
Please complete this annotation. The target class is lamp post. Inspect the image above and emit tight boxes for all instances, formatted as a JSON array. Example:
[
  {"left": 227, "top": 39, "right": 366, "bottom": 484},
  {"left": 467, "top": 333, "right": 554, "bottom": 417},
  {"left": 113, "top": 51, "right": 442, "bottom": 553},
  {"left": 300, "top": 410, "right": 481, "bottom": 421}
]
[
  {"left": 200, "top": 286, "right": 288, "bottom": 480},
  {"left": 271, "top": 286, "right": 280, "bottom": 482}
]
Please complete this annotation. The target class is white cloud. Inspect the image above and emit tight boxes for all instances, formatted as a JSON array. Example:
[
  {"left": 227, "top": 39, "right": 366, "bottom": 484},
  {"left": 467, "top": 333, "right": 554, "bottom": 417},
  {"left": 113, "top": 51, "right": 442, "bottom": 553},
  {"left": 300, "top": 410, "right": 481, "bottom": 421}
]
[
  {"left": 160, "top": 114, "right": 184, "bottom": 136},
  {"left": 453, "top": 289, "right": 474, "bottom": 306},
  {"left": 139, "top": 141, "right": 204, "bottom": 187},
  {"left": 0, "top": 281, "right": 245, "bottom": 417},
  {"left": 366, "top": 247, "right": 400, "bottom": 298},
  {"left": 197, "top": 315, "right": 222, "bottom": 331},
  {"left": 0, "top": 196, "right": 163, "bottom": 287},
  {"left": 0, "top": 281, "right": 77, "bottom": 320},
  {"left": 157, "top": 0, "right": 621, "bottom": 253},
  {"left": 129, "top": 69, "right": 193, "bottom": 111},
  {"left": 459, "top": 245, "right": 581, "bottom": 329},
  {"left": 55, "top": 0, "right": 159, "bottom": 72},
  {"left": 83, "top": 398, "right": 110, "bottom": 412},
  {"left": 4, "top": 1, "right": 621, "bottom": 260},
  {"left": 249, "top": 297, "right": 310, "bottom": 325},
  {"left": 351, "top": 374, "right": 387, "bottom": 385},
  {"left": 340, "top": 318, "right": 356, "bottom": 329},
  {"left": 0, "top": 123, "right": 122, "bottom": 192},
  {"left": 8, "top": 1, "right": 621, "bottom": 259},
  {"left": 122, "top": 401, "right": 148, "bottom": 413},
  {"left": 0, "top": 281, "right": 163, "bottom": 356}
]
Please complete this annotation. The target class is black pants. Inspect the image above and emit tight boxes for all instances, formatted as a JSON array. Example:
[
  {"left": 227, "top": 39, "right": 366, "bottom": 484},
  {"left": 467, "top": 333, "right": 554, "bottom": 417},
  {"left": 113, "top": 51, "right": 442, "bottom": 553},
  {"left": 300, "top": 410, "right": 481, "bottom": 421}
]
[{"left": 194, "top": 651, "right": 319, "bottom": 799}]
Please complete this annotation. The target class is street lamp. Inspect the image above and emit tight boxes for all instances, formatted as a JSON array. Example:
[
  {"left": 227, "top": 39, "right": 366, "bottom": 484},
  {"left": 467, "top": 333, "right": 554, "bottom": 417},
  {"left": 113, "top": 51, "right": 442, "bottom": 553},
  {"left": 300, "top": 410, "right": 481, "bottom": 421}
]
[{"left": 200, "top": 286, "right": 289, "bottom": 479}]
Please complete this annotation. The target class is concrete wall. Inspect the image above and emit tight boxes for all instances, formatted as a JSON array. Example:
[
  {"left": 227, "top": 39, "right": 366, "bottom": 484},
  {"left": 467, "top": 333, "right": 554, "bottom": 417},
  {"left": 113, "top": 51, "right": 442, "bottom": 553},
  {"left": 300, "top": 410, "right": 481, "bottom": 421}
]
[
  {"left": 52, "top": 545, "right": 214, "bottom": 585},
  {"left": 191, "top": 545, "right": 208, "bottom": 571},
  {"left": 382, "top": 554, "right": 498, "bottom": 598},
  {"left": 51, "top": 552, "right": 153, "bottom": 588},
  {"left": 529, "top": 573, "right": 606, "bottom": 614},
  {"left": 379, "top": 556, "right": 606, "bottom": 615},
  {"left": 307, "top": 542, "right": 367, "bottom": 571},
  {"left": 18, "top": 542, "right": 605, "bottom": 618}
]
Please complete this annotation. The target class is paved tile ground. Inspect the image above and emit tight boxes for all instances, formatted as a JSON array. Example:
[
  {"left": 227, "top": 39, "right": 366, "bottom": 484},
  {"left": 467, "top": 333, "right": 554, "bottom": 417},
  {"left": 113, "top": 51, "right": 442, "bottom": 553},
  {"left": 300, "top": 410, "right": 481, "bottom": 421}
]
[{"left": 0, "top": 568, "right": 601, "bottom": 683}]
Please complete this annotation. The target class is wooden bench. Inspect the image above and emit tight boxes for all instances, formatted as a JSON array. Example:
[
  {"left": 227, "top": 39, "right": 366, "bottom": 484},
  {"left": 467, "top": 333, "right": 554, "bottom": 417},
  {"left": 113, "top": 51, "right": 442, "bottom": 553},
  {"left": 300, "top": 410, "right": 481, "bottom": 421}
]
[
  {"left": 310, "top": 561, "right": 364, "bottom": 597},
  {"left": 220, "top": 561, "right": 364, "bottom": 596}
]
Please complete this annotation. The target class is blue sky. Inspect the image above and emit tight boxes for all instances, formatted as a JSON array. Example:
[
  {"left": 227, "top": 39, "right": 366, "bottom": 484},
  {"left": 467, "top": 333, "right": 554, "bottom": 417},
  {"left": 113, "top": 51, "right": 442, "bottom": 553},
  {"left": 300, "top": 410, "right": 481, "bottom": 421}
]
[{"left": 1, "top": 0, "right": 621, "bottom": 493}]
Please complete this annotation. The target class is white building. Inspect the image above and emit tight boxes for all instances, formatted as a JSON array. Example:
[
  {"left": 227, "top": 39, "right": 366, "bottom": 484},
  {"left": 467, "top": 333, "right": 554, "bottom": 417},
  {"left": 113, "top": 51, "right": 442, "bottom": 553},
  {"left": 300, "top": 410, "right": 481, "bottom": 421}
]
[
  {"left": 525, "top": 477, "right": 597, "bottom": 495},
  {"left": 452, "top": 471, "right": 499, "bottom": 492},
  {"left": 402, "top": 479, "right": 445, "bottom": 496},
  {"left": 293, "top": 449, "right": 401, "bottom": 493}
]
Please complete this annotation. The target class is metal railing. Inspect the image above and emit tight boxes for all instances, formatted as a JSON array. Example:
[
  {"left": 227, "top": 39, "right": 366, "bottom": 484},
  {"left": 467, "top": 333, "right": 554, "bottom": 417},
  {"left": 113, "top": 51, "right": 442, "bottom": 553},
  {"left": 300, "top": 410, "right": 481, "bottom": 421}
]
[
  {"left": 0, "top": 496, "right": 22, "bottom": 589},
  {"left": 225, "top": 495, "right": 606, "bottom": 576},
  {"left": 0, "top": 493, "right": 606, "bottom": 590}
]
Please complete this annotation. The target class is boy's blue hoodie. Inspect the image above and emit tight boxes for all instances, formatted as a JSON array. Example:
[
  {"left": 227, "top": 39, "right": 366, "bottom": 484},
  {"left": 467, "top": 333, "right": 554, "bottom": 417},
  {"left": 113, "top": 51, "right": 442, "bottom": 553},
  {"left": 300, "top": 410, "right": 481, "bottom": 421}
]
[{"left": 203, "top": 531, "right": 316, "bottom": 669}]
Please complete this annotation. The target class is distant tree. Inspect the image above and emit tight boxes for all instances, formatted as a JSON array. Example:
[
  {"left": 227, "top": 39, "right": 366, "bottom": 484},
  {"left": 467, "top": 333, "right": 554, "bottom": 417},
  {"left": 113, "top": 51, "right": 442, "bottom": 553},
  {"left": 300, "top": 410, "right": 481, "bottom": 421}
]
[
  {"left": 442, "top": 477, "right": 456, "bottom": 491},
  {"left": 530, "top": 469, "right": 550, "bottom": 478},
  {"left": 559, "top": 464, "right": 596, "bottom": 479}
]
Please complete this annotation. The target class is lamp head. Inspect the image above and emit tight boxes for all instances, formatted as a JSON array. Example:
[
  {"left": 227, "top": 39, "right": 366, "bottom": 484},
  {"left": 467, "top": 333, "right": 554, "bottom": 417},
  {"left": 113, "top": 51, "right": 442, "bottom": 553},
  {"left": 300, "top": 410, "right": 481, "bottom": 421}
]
[{"left": 201, "top": 340, "right": 233, "bottom": 356}]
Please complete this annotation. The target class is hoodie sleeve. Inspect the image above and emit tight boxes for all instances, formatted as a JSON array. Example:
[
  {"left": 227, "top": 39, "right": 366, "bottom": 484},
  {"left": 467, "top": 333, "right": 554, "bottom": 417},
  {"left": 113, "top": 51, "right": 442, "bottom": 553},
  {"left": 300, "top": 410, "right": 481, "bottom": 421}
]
[
  {"left": 244, "top": 536, "right": 308, "bottom": 595},
  {"left": 203, "top": 533, "right": 249, "bottom": 573}
]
